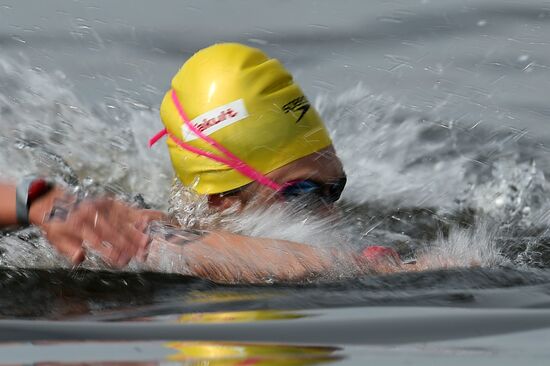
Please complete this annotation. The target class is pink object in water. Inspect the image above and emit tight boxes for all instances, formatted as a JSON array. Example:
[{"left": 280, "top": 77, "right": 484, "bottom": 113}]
[{"left": 361, "top": 246, "right": 401, "bottom": 263}]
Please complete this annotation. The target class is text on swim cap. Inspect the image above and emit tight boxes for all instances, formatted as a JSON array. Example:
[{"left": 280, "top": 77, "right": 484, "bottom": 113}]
[
  {"left": 183, "top": 99, "right": 249, "bottom": 142},
  {"left": 282, "top": 95, "right": 310, "bottom": 123},
  {"left": 196, "top": 108, "right": 237, "bottom": 133}
]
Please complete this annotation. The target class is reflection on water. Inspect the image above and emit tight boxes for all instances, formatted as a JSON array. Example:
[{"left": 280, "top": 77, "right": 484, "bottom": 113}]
[
  {"left": 161, "top": 311, "right": 340, "bottom": 365},
  {"left": 2, "top": 341, "right": 341, "bottom": 366},
  {"left": 164, "top": 342, "right": 341, "bottom": 365},
  {"left": 177, "top": 310, "right": 306, "bottom": 324},
  {"left": 33, "top": 363, "right": 157, "bottom": 366},
  {"left": 186, "top": 290, "right": 275, "bottom": 304},
  {"left": 0, "top": 311, "right": 337, "bottom": 364}
]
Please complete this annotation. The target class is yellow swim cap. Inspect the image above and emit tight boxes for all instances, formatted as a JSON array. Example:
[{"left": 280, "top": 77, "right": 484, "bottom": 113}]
[{"left": 160, "top": 43, "right": 332, "bottom": 194}]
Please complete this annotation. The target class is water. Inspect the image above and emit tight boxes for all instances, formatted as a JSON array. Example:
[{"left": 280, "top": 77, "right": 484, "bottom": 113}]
[{"left": 2, "top": 0, "right": 550, "bottom": 364}]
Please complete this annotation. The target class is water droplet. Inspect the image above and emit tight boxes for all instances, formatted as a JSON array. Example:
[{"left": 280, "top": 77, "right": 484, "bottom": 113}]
[
  {"left": 248, "top": 38, "right": 268, "bottom": 45},
  {"left": 82, "top": 177, "right": 94, "bottom": 187},
  {"left": 10, "top": 35, "right": 26, "bottom": 44}
]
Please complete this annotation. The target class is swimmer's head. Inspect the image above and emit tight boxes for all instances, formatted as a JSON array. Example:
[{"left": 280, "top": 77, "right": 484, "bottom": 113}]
[
  {"left": 207, "top": 145, "right": 346, "bottom": 212},
  {"left": 158, "top": 43, "right": 335, "bottom": 193}
]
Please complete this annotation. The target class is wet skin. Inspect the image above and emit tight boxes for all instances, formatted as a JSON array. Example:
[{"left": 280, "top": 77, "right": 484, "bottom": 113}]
[
  {"left": 146, "top": 145, "right": 406, "bottom": 284},
  {"left": 208, "top": 145, "right": 346, "bottom": 209},
  {"left": 0, "top": 145, "right": 403, "bottom": 282}
]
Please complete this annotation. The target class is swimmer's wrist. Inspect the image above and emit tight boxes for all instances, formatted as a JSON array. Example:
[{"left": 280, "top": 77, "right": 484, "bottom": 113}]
[{"left": 15, "top": 177, "right": 55, "bottom": 226}]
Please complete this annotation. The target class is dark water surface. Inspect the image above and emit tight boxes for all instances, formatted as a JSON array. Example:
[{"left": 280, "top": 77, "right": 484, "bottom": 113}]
[{"left": 2, "top": 267, "right": 550, "bottom": 321}]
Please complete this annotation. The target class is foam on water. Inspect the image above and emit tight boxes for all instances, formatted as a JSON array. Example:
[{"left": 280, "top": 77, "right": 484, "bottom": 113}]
[
  {"left": 0, "top": 56, "right": 172, "bottom": 205},
  {"left": 417, "top": 221, "right": 506, "bottom": 270},
  {"left": 1, "top": 57, "right": 550, "bottom": 276}
]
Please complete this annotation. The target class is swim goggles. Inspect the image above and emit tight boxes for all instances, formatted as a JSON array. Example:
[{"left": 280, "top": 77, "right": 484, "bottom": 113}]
[
  {"left": 150, "top": 90, "right": 345, "bottom": 202},
  {"left": 280, "top": 177, "right": 347, "bottom": 203}
]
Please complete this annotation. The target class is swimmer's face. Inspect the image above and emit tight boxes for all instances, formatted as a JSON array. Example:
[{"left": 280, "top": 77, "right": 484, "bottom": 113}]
[{"left": 208, "top": 145, "right": 345, "bottom": 210}]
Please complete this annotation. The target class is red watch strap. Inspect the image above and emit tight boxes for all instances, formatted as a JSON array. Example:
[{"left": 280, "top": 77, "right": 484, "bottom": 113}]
[
  {"left": 15, "top": 177, "right": 53, "bottom": 225},
  {"left": 28, "top": 179, "right": 51, "bottom": 203}
]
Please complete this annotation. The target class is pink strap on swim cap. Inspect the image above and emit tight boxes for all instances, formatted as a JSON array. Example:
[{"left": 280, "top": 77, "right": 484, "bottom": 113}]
[
  {"left": 149, "top": 90, "right": 283, "bottom": 192},
  {"left": 149, "top": 129, "right": 168, "bottom": 147}
]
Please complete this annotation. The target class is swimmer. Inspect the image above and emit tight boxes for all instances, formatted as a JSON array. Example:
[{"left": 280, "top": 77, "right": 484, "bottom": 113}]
[
  {"left": 0, "top": 43, "right": 403, "bottom": 283},
  {"left": 145, "top": 43, "right": 404, "bottom": 283}
]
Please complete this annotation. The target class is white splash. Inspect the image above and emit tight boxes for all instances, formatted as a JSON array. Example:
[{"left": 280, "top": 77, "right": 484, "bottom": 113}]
[
  {"left": 0, "top": 56, "right": 172, "bottom": 207},
  {"left": 416, "top": 221, "right": 506, "bottom": 270},
  {"left": 1, "top": 58, "right": 549, "bottom": 274}
]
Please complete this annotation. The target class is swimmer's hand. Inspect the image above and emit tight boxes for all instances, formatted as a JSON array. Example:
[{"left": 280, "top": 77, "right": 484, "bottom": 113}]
[{"left": 28, "top": 187, "right": 166, "bottom": 267}]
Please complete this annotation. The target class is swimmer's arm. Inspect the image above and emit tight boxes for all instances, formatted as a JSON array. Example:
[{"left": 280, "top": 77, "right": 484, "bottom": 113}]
[
  {"left": 0, "top": 182, "right": 18, "bottom": 227},
  {"left": 146, "top": 230, "right": 376, "bottom": 284}
]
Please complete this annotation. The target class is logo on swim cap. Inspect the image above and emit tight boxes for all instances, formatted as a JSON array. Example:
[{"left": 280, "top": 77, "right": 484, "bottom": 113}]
[
  {"left": 183, "top": 99, "right": 249, "bottom": 142},
  {"left": 282, "top": 95, "right": 310, "bottom": 123}
]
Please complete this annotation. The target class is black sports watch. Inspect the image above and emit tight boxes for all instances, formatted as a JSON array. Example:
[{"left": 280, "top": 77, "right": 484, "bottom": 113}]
[{"left": 15, "top": 176, "right": 53, "bottom": 226}]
